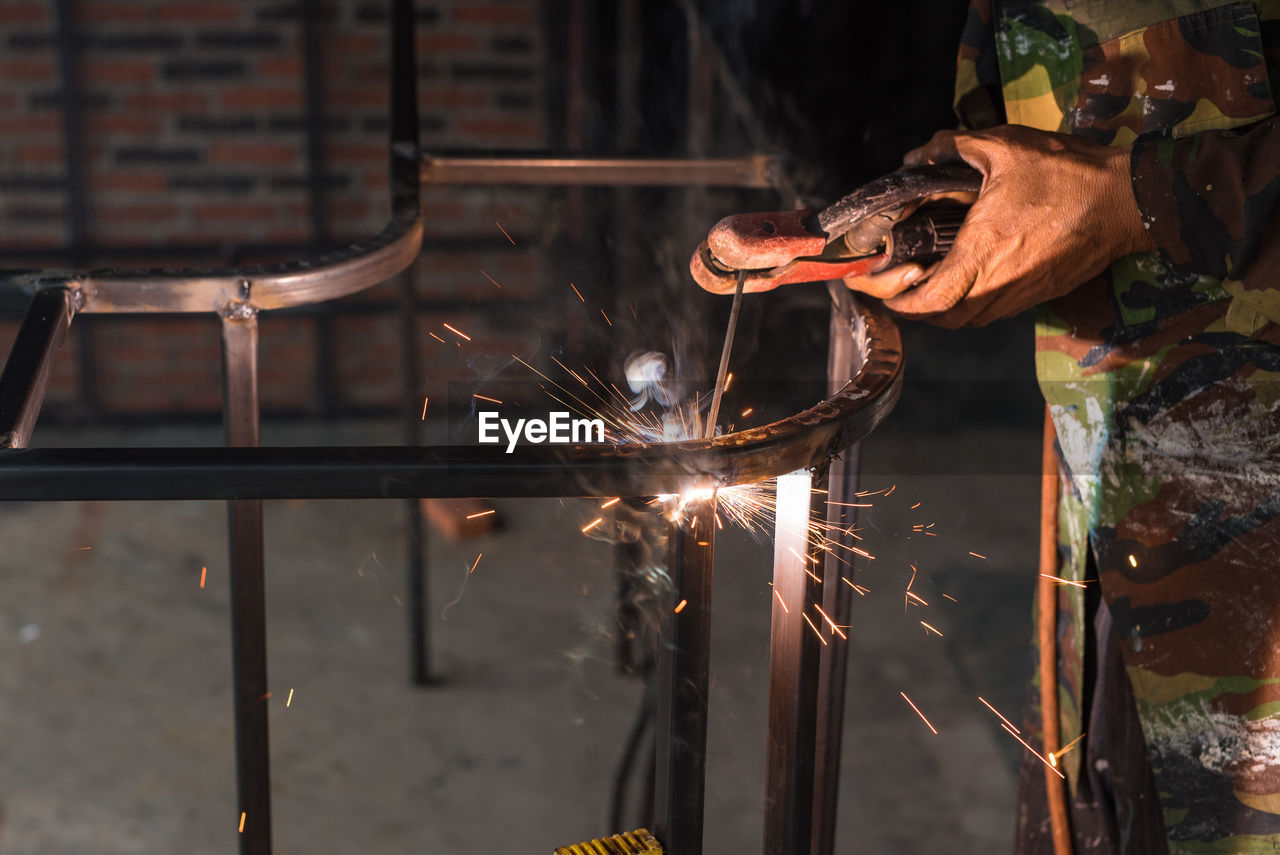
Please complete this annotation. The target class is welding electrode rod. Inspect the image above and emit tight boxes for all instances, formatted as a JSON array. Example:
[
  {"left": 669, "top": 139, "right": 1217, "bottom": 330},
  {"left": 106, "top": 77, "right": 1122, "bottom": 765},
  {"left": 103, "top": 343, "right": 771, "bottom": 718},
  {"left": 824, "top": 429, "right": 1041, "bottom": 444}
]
[{"left": 705, "top": 269, "right": 746, "bottom": 439}]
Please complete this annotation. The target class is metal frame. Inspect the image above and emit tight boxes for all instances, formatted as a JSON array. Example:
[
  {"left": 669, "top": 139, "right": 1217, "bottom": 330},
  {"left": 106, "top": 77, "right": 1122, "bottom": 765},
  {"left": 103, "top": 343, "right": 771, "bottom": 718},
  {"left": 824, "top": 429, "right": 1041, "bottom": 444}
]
[{"left": 0, "top": 1, "right": 899, "bottom": 853}]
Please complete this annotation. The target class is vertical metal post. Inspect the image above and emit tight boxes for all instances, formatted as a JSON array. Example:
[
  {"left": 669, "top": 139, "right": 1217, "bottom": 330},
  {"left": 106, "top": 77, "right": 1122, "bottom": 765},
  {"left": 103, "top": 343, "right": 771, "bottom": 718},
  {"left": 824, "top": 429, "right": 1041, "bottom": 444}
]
[
  {"left": 764, "top": 471, "right": 824, "bottom": 855},
  {"left": 654, "top": 503, "right": 715, "bottom": 855},
  {"left": 0, "top": 288, "right": 77, "bottom": 449},
  {"left": 811, "top": 287, "right": 864, "bottom": 855},
  {"left": 398, "top": 270, "right": 431, "bottom": 685},
  {"left": 221, "top": 306, "right": 272, "bottom": 855}
]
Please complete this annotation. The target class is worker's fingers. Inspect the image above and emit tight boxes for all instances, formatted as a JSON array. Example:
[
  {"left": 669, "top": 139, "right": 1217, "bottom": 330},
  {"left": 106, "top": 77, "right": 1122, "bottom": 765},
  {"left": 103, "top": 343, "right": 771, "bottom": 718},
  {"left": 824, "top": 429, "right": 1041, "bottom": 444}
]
[
  {"left": 842, "top": 263, "right": 927, "bottom": 299},
  {"left": 883, "top": 246, "right": 977, "bottom": 318},
  {"left": 903, "top": 130, "right": 962, "bottom": 166}
]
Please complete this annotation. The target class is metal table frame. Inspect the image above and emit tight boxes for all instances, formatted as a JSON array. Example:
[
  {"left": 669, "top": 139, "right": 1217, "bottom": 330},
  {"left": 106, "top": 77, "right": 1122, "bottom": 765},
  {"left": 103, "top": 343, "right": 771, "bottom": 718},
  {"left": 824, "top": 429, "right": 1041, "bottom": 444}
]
[{"left": 0, "top": 1, "right": 902, "bottom": 852}]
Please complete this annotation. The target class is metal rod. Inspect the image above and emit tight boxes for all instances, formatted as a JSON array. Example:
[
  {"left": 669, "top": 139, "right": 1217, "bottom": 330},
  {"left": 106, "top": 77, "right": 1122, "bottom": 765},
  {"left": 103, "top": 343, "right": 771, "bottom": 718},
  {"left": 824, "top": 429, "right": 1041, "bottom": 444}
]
[
  {"left": 811, "top": 286, "right": 864, "bottom": 855},
  {"left": 397, "top": 268, "right": 431, "bottom": 686},
  {"left": 221, "top": 311, "right": 272, "bottom": 855},
  {"left": 764, "top": 470, "right": 824, "bottom": 855},
  {"left": 705, "top": 270, "right": 745, "bottom": 438},
  {"left": 654, "top": 505, "right": 715, "bottom": 855},
  {"left": 0, "top": 288, "right": 77, "bottom": 449},
  {"left": 419, "top": 155, "right": 777, "bottom": 188}
]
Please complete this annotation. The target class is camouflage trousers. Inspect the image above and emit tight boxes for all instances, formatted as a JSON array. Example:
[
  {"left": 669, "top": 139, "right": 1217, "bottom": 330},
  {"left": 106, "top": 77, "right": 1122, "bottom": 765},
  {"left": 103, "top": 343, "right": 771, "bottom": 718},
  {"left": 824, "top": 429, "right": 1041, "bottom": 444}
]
[{"left": 1021, "top": 284, "right": 1280, "bottom": 854}]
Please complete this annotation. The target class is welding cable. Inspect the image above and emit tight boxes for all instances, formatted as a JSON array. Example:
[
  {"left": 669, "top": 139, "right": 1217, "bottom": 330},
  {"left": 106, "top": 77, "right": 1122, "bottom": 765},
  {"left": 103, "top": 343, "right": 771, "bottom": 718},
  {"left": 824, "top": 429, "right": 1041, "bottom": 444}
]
[
  {"left": 1038, "top": 405, "right": 1072, "bottom": 853},
  {"left": 609, "top": 671, "right": 657, "bottom": 832}
]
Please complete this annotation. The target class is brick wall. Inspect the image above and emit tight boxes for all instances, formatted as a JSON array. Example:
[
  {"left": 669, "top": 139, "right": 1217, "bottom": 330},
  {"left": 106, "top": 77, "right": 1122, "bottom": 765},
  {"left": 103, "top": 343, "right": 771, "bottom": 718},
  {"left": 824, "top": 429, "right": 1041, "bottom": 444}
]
[{"left": 0, "top": 0, "right": 555, "bottom": 422}]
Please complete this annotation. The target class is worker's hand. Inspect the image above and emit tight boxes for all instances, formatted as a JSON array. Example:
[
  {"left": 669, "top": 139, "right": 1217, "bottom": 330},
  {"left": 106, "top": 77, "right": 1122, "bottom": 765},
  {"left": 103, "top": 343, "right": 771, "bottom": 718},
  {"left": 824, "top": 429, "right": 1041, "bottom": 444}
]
[{"left": 842, "top": 125, "right": 1155, "bottom": 327}]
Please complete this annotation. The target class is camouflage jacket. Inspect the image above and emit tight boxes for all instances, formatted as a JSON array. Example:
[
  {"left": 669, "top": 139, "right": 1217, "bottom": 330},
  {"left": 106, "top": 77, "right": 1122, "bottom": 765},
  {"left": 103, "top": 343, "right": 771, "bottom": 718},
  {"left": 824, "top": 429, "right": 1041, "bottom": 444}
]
[{"left": 955, "top": 2, "right": 1280, "bottom": 853}]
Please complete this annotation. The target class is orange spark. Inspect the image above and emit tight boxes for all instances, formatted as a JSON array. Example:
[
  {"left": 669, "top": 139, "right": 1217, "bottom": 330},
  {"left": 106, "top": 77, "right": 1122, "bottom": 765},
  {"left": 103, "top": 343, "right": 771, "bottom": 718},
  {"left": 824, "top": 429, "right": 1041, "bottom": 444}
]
[
  {"left": 428, "top": 332, "right": 446, "bottom": 343},
  {"left": 714, "top": 512, "right": 723, "bottom": 529},
  {"left": 600, "top": 308, "right": 612, "bottom": 326},
  {"left": 741, "top": 408, "right": 753, "bottom": 417},
  {"left": 674, "top": 599, "right": 688, "bottom": 614},
  {"left": 569, "top": 282, "right": 585, "bottom": 302},
  {"left": 1001, "top": 722, "right": 1065, "bottom": 779},
  {"left": 969, "top": 551, "right": 987, "bottom": 559},
  {"left": 826, "top": 500, "right": 874, "bottom": 508},
  {"left": 442, "top": 322, "right": 471, "bottom": 341},
  {"left": 910, "top": 502, "right": 922, "bottom": 509},
  {"left": 1039, "top": 573, "right": 1087, "bottom": 588},
  {"left": 920, "top": 620, "right": 943, "bottom": 637},
  {"left": 1054, "top": 731, "right": 1086, "bottom": 759},
  {"left": 496, "top": 221, "right": 515, "bottom": 244},
  {"left": 199, "top": 566, "right": 207, "bottom": 589},
  {"left": 480, "top": 270, "right": 502, "bottom": 289},
  {"left": 908, "top": 563, "right": 918, "bottom": 590},
  {"left": 884, "top": 484, "right": 896, "bottom": 496},
  {"left": 582, "top": 517, "right": 603, "bottom": 533},
  {"left": 773, "top": 589, "right": 790, "bottom": 614},
  {"left": 900, "top": 692, "right": 938, "bottom": 735},
  {"left": 473, "top": 393, "right": 502, "bottom": 404},
  {"left": 286, "top": 688, "right": 294, "bottom": 708},
  {"left": 978, "top": 696, "right": 1021, "bottom": 733},
  {"left": 724, "top": 372, "right": 733, "bottom": 390},
  {"left": 1128, "top": 554, "right": 1137, "bottom": 567},
  {"left": 465, "top": 509, "right": 496, "bottom": 519},
  {"left": 942, "top": 593, "right": 958, "bottom": 602},
  {"left": 841, "top": 578, "right": 869, "bottom": 595},
  {"left": 239, "top": 812, "right": 246, "bottom": 833},
  {"left": 469, "top": 553, "right": 482, "bottom": 574},
  {"left": 802, "top": 613, "right": 828, "bottom": 646},
  {"left": 630, "top": 303, "right": 637, "bottom": 319},
  {"left": 814, "top": 604, "right": 847, "bottom": 640},
  {"left": 601, "top": 498, "right": 620, "bottom": 509},
  {"left": 420, "top": 396, "right": 429, "bottom": 419},
  {"left": 905, "top": 591, "right": 928, "bottom": 606}
]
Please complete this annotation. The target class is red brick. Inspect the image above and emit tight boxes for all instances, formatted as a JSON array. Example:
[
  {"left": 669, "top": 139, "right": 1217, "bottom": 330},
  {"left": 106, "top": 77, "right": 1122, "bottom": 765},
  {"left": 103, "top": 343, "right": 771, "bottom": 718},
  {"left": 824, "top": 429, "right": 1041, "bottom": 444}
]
[
  {"left": 80, "top": 0, "right": 147, "bottom": 22},
  {"left": 0, "top": 59, "right": 55, "bottom": 82},
  {"left": 14, "top": 143, "right": 64, "bottom": 164},
  {"left": 419, "top": 88, "right": 489, "bottom": 108},
  {"left": 323, "top": 32, "right": 382, "bottom": 54},
  {"left": 95, "top": 203, "right": 183, "bottom": 223},
  {"left": 220, "top": 88, "right": 301, "bottom": 110},
  {"left": 327, "top": 142, "right": 384, "bottom": 164},
  {"left": 416, "top": 32, "right": 479, "bottom": 53},
  {"left": 82, "top": 59, "right": 154, "bottom": 86},
  {"left": 194, "top": 202, "right": 280, "bottom": 222},
  {"left": 0, "top": 2, "right": 46, "bottom": 23},
  {"left": 90, "top": 172, "right": 169, "bottom": 194},
  {"left": 454, "top": 118, "right": 542, "bottom": 141},
  {"left": 453, "top": 4, "right": 537, "bottom": 26},
  {"left": 334, "top": 314, "right": 401, "bottom": 408},
  {"left": 257, "top": 57, "right": 301, "bottom": 78},
  {"left": 154, "top": 2, "right": 243, "bottom": 22},
  {"left": 209, "top": 141, "right": 299, "bottom": 166},
  {"left": 258, "top": 314, "right": 317, "bottom": 411},
  {"left": 327, "top": 87, "right": 386, "bottom": 109},
  {"left": 84, "top": 114, "right": 163, "bottom": 136},
  {"left": 124, "top": 92, "right": 209, "bottom": 112}
]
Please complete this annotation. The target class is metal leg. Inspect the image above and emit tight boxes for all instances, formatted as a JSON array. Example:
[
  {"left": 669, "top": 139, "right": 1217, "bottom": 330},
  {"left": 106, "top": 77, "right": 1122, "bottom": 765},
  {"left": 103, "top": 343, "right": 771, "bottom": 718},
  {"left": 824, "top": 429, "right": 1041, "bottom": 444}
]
[
  {"left": 764, "top": 471, "right": 825, "bottom": 855},
  {"left": 654, "top": 505, "right": 715, "bottom": 854},
  {"left": 397, "top": 270, "right": 432, "bottom": 686},
  {"left": 221, "top": 309, "right": 272, "bottom": 855},
  {"left": 0, "top": 288, "right": 77, "bottom": 449}
]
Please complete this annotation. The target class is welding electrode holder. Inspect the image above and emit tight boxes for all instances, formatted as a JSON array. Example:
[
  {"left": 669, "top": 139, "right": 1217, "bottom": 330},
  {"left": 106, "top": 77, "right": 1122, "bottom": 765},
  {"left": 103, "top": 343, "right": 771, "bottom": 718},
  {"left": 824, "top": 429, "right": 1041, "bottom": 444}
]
[{"left": 690, "top": 162, "right": 982, "bottom": 293}]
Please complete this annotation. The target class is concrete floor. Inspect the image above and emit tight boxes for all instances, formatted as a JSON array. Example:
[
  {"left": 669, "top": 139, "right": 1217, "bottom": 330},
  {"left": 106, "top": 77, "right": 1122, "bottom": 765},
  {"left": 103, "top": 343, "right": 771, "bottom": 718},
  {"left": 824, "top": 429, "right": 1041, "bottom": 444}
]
[{"left": 0, "top": 417, "right": 1041, "bottom": 854}]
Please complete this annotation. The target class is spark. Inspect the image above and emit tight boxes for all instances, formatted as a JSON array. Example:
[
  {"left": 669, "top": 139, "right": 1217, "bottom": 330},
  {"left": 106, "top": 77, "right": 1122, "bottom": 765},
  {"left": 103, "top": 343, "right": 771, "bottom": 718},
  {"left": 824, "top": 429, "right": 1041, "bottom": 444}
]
[
  {"left": 724, "top": 372, "right": 733, "bottom": 390},
  {"left": 600, "top": 308, "right": 612, "bottom": 326},
  {"left": 969, "top": 551, "right": 987, "bottom": 559},
  {"left": 978, "top": 696, "right": 1019, "bottom": 733},
  {"left": 905, "top": 591, "right": 928, "bottom": 606},
  {"left": 569, "top": 282, "right": 585, "bottom": 302},
  {"left": 900, "top": 692, "right": 937, "bottom": 735},
  {"left": 496, "top": 221, "right": 515, "bottom": 244},
  {"left": 802, "top": 613, "right": 828, "bottom": 646},
  {"left": 469, "top": 553, "right": 482, "bottom": 574},
  {"left": 714, "top": 512, "right": 723, "bottom": 529},
  {"left": 442, "top": 322, "right": 471, "bottom": 341},
  {"left": 1128, "top": 554, "right": 1137, "bottom": 567},
  {"left": 1039, "top": 573, "right": 1087, "bottom": 588},
  {"left": 601, "top": 498, "right": 620, "bottom": 509},
  {"left": 1055, "top": 731, "right": 1086, "bottom": 759},
  {"left": 910, "top": 502, "right": 921, "bottom": 509},
  {"left": 674, "top": 599, "right": 688, "bottom": 614},
  {"left": 473, "top": 393, "right": 502, "bottom": 404},
  {"left": 942, "top": 594, "right": 958, "bottom": 602},
  {"left": 73, "top": 546, "right": 92, "bottom": 550},
  {"left": 884, "top": 484, "right": 896, "bottom": 496},
  {"left": 239, "top": 812, "right": 246, "bottom": 833},
  {"left": 741, "top": 408, "right": 753, "bottom": 417},
  {"left": 465, "top": 509, "right": 495, "bottom": 519},
  {"left": 920, "top": 620, "right": 943, "bottom": 637},
  {"left": 582, "top": 517, "right": 603, "bottom": 533},
  {"left": 826, "top": 500, "right": 874, "bottom": 508},
  {"left": 199, "top": 566, "right": 207, "bottom": 589},
  {"left": 842, "top": 578, "right": 869, "bottom": 595},
  {"left": 773, "top": 589, "right": 790, "bottom": 613},
  {"left": 908, "top": 563, "right": 918, "bottom": 590},
  {"left": 814, "top": 604, "right": 847, "bottom": 639},
  {"left": 1001, "top": 722, "right": 1065, "bottom": 779},
  {"left": 480, "top": 269, "right": 502, "bottom": 288},
  {"left": 630, "top": 303, "right": 637, "bottom": 319},
  {"left": 286, "top": 688, "right": 294, "bottom": 708},
  {"left": 428, "top": 332, "right": 446, "bottom": 343},
  {"left": 420, "top": 396, "right": 429, "bottom": 419}
]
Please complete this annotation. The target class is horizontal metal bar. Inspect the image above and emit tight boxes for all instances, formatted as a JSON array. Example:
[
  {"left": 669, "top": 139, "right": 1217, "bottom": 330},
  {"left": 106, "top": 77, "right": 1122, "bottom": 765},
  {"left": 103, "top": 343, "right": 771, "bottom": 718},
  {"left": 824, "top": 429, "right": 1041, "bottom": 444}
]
[
  {"left": 420, "top": 155, "right": 778, "bottom": 188},
  {"left": 0, "top": 288, "right": 77, "bottom": 449}
]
